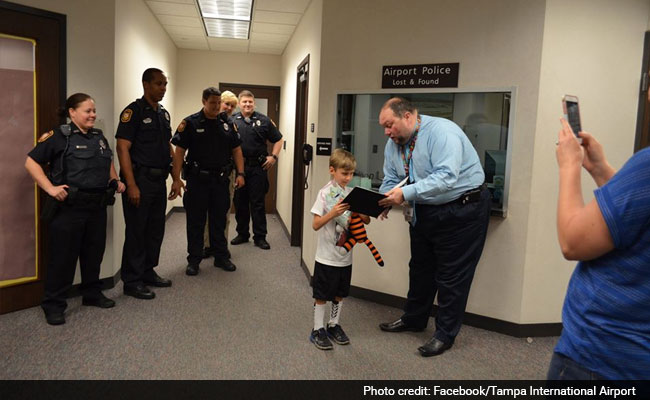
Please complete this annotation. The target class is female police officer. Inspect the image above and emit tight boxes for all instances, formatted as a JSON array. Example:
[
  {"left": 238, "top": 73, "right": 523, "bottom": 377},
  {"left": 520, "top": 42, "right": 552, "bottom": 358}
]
[{"left": 25, "top": 93, "right": 126, "bottom": 325}]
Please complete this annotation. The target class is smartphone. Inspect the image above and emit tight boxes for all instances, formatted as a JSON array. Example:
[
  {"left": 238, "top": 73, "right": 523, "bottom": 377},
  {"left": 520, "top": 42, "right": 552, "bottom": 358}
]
[{"left": 562, "top": 95, "right": 581, "bottom": 137}]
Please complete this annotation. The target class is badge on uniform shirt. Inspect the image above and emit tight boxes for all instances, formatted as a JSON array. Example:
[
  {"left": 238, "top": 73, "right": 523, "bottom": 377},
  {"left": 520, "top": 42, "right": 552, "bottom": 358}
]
[
  {"left": 99, "top": 139, "right": 107, "bottom": 151},
  {"left": 38, "top": 130, "right": 54, "bottom": 143},
  {"left": 177, "top": 120, "right": 186, "bottom": 133},
  {"left": 233, "top": 123, "right": 238, "bottom": 133},
  {"left": 164, "top": 111, "right": 170, "bottom": 121},
  {"left": 223, "top": 123, "right": 229, "bottom": 131},
  {"left": 256, "top": 120, "right": 261, "bottom": 126},
  {"left": 196, "top": 128, "right": 205, "bottom": 133},
  {"left": 121, "top": 109, "right": 132, "bottom": 123},
  {"left": 143, "top": 118, "right": 152, "bottom": 124}
]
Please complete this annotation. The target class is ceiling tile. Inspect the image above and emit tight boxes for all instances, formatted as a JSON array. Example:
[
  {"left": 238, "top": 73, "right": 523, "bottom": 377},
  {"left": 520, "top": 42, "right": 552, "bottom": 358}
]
[
  {"left": 207, "top": 37, "right": 249, "bottom": 49},
  {"left": 253, "top": 10, "right": 301, "bottom": 25},
  {"left": 146, "top": 1, "right": 199, "bottom": 17},
  {"left": 165, "top": 25, "right": 206, "bottom": 37},
  {"left": 250, "top": 31, "right": 290, "bottom": 43},
  {"left": 156, "top": 15, "right": 203, "bottom": 28},
  {"left": 251, "top": 22, "right": 295, "bottom": 35},
  {"left": 254, "top": 0, "right": 310, "bottom": 14}
]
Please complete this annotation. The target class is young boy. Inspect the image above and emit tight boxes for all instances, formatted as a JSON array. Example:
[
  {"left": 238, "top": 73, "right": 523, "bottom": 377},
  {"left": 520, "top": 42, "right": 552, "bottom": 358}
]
[{"left": 310, "top": 148, "right": 370, "bottom": 350}]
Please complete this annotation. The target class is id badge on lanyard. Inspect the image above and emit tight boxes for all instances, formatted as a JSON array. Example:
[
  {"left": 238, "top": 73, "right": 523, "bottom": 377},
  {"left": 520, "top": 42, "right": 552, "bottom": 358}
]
[
  {"left": 400, "top": 118, "right": 420, "bottom": 223},
  {"left": 403, "top": 202, "right": 413, "bottom": 222}
]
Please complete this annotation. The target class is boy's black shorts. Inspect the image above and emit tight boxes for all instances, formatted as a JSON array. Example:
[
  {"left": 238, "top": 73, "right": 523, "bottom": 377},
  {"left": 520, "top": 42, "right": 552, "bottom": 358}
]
[{"left": 312, "top": 261, "right": 352, "bottom": 301}]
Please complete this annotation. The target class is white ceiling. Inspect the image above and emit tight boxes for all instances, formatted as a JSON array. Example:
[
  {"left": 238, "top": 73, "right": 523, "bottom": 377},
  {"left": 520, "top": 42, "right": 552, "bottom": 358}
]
[{"left": 145, "top": 0, "right": 311, "bottom": 55}]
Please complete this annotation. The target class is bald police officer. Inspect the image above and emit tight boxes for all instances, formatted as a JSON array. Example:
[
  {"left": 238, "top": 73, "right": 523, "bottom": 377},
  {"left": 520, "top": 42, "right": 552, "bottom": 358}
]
[
  {"left": 170, "top": 87, "right": 245, "bottom": 275},
  {"left": 116, "top": 68, "right": 174, "bottom": 300},
  {"left": 230, "top": 90, "right": 283, "bottom": 250}
]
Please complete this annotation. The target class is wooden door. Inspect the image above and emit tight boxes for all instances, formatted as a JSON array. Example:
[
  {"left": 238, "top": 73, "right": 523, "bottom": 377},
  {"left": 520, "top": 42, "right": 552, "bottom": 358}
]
[
  {"left": 219, "top": 83, "right": 281, "bottom": 214},
  {"left": 0, "top": 1, "right": 66, "bottom": 313}
]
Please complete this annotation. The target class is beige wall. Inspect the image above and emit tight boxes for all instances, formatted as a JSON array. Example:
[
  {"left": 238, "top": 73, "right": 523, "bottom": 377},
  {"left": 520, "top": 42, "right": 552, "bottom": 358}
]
[
  {"left": 113, "top": 0, "right": 179, "bottom": 271},
  {"left": 296, "top": 0, "right": 649, "bottom": 325},
  {"left": 10, "top": 0, "right": 117, "bottom": 281},
  {"left": 522, "top": 0, "right": 649, "bottom": 323},
  {"left": 276, "top": 0, "right": 323, "bottom": 245}
]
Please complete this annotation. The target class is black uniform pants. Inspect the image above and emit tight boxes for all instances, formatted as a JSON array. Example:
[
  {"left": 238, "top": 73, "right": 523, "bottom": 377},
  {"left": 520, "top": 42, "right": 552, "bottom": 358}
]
[
  {"left": 233, "top": 165, "right": 268, "bottom": 240},
  {"left": 120, "top": 169, "right": 167, "bottom": 287},
  {"left": 184, "top": 174, "right": 230, "bottom": 265},
  {"left": 41, "top": 204, "right": 107, "bottom": 315},
  {"left": 401, "top": 187, "right": 490, "bottom": 344}
]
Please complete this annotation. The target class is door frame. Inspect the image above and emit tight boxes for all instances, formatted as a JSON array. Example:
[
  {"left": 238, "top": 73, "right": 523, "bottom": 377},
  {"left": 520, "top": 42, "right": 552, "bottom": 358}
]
[
  {"left": 634, "top": 31, "right": 650, "bottom": 152},
  {"left": 290, "top": 55, "right": 310, "bottom": 247},
  {"left": 218, "top": 83, "right": 281, "bottom": 214},
  {"left": 0, "top": 0, "right": 66, "bottom": 313}
]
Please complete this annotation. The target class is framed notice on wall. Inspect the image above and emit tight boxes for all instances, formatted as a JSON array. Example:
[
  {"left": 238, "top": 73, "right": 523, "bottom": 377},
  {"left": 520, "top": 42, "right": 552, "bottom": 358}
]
[{"left": 382, "top": 63, "right": 459, "bottom": 89}]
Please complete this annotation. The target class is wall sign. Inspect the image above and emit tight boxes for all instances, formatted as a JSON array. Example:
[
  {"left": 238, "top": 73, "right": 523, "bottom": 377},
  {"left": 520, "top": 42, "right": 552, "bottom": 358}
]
[
  {"left": 382, "top": 63, "right": 459, "bottom": 88},
  {"left": 316, "top": 138, "right": 332, "bottom": 156}
]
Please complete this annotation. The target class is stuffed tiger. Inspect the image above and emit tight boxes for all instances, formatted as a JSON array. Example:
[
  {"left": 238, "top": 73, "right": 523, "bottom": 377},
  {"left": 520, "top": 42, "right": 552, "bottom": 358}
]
[{"left": 339, "top": 212, "right": 384, "bottom": 267}]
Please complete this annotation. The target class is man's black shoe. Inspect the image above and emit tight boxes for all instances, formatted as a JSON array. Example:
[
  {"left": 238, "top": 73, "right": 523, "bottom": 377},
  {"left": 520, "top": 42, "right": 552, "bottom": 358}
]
[
  {"left": 82, "top": 293, "right": 116, "bottom": 308},
  {"left": 230, "top": 235, "right": 249, "bottom": 245},
  {"left": 45, "top": 312, "right": 65, "bottom": 326},
  {"left": 418, "top": 337, "right": 453, "bottom": 357},
  {"left": 143, "top": 272, "right": 172, "bottom": 287},
  {"left": 214, "top": 258, "right": 236, "bottom": 271},
  {"left": 186, "top": 264, "right": 199, "bottom": 276},
  {"left": 379, "top": 318, "right": 424, "bottom": 332},
  {"left": 124, "top": 285, "right": 156, "bottom": 300},
  {"left": 254, "top": 239, "right": 270, "bottom": 250}
]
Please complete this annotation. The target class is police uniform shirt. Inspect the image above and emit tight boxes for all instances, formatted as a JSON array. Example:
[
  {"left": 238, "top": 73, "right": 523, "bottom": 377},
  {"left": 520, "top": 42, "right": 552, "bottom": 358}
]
[
  {"left": 115, "top": 97, "right": 172, "bottom": 168},
  {"left": 28, "top": 123, "right": 112, "bottom": 189},
  {"left": 232, "top": 111, "right": 282, "bottom": 158},
  {"left": 171, "top": 110, "right": 242, "bottom": 170}
]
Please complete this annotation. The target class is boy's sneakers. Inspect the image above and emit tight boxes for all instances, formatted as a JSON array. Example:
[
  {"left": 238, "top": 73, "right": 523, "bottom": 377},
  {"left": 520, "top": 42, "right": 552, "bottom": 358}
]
[
  {"left": 310, "top": 328, "right": 333, "bottom": 350},
  {"left": 326, "top": 324, "right": 350, "bottom": 345}
]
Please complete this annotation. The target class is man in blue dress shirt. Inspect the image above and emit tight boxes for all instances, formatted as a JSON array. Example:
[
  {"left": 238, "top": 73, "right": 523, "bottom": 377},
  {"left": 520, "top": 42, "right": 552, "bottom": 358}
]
[{"left": 377, "top": 97, "right": 490, "bottom": 357}]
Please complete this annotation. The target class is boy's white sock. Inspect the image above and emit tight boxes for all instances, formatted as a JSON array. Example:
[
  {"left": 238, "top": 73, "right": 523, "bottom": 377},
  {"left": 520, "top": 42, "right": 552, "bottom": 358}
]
[
  {"left": 328, "top": 301, "right": 342, "bottom": 327},
  {"left": 314, "top": 303, "right": 327, "bottom": 331}
]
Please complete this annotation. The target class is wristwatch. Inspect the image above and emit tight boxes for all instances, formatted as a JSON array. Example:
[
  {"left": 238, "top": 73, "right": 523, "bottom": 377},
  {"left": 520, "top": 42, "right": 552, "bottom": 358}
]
[
  {"left": 271, "top": 154, "right": 278, "bottom": 161},
  {"left": 236, "top": 171, "right": 245, "bottom": 177}
]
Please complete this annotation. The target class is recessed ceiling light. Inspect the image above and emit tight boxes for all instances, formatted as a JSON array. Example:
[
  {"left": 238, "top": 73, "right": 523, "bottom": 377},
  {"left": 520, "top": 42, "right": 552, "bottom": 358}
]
[{"left": 197, "top": 0, "right": 253, "bottom": 39}]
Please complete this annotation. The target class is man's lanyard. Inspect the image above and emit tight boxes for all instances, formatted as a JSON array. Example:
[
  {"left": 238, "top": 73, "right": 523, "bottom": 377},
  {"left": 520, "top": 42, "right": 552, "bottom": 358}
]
[{"left": 400, "top": 117, "right": 421, "bottom": 178}]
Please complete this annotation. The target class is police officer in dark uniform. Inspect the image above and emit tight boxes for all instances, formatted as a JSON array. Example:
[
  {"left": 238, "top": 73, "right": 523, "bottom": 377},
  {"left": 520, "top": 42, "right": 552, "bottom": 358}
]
[
  {"left": 116, "top": 68, "right": 173, "bottom": 300},
  {"left": 230, "top": 90, "right": 283, "bottom": 250},
  {"left": 170, "top": 87, "right": 245, "bottom": 276},
  {"left": 25, "top": 93, "right": 126, "bottom": 325}
]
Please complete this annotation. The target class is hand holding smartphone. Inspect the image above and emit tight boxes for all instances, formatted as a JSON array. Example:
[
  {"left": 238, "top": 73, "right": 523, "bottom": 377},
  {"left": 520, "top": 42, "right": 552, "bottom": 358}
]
[{"left": 562, "top": 95, "right": 582, "bottom": 141}]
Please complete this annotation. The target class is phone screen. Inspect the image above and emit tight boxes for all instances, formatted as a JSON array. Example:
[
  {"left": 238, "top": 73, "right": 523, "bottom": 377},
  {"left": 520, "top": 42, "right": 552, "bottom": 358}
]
[{"left": 565, "top": 100, "right": 581, "bottom": 136}]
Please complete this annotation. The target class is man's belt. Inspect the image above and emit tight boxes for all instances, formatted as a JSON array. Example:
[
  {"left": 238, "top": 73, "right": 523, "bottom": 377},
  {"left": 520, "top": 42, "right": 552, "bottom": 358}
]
[
  {"left": 135, "top": 164, "right": 170, "bottom": 180},
  {"left": 449, "top": 183, "right": 487, "bottom": 206},
  {"left": 65, "top": 186, "right": 116, "bottom": 207}
]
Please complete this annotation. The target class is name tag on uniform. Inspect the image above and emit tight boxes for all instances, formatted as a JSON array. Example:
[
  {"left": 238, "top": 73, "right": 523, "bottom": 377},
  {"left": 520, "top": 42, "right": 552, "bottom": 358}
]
[
  {"left": 196, "top": 128, "right": 205, "bottom": 133},
  {"left": 143, "top": 118, "right": 152, "bottom": 124},
  {"left": 75, "top": 145, "right": 88, "bottom": 149}
]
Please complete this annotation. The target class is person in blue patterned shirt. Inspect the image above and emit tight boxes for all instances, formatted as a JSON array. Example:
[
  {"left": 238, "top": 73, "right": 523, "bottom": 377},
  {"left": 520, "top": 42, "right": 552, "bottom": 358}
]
[{"left": 549, "top": 118, "right": 650, "bottom": 380}]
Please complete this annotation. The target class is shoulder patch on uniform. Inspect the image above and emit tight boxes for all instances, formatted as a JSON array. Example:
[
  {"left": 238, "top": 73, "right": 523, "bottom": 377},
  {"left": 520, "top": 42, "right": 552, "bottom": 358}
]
[
  {"left": 121, "top": 109, "right": 133, "bottom": 123},
  {"left": 271, "top": 119, "right": 277, "bottom": 128},
  {"left": 177, "top": 120, "right": 187, "bottom": 133},
  {"left": 38, "top": 130, "right": 54, "bottom": 143}
]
